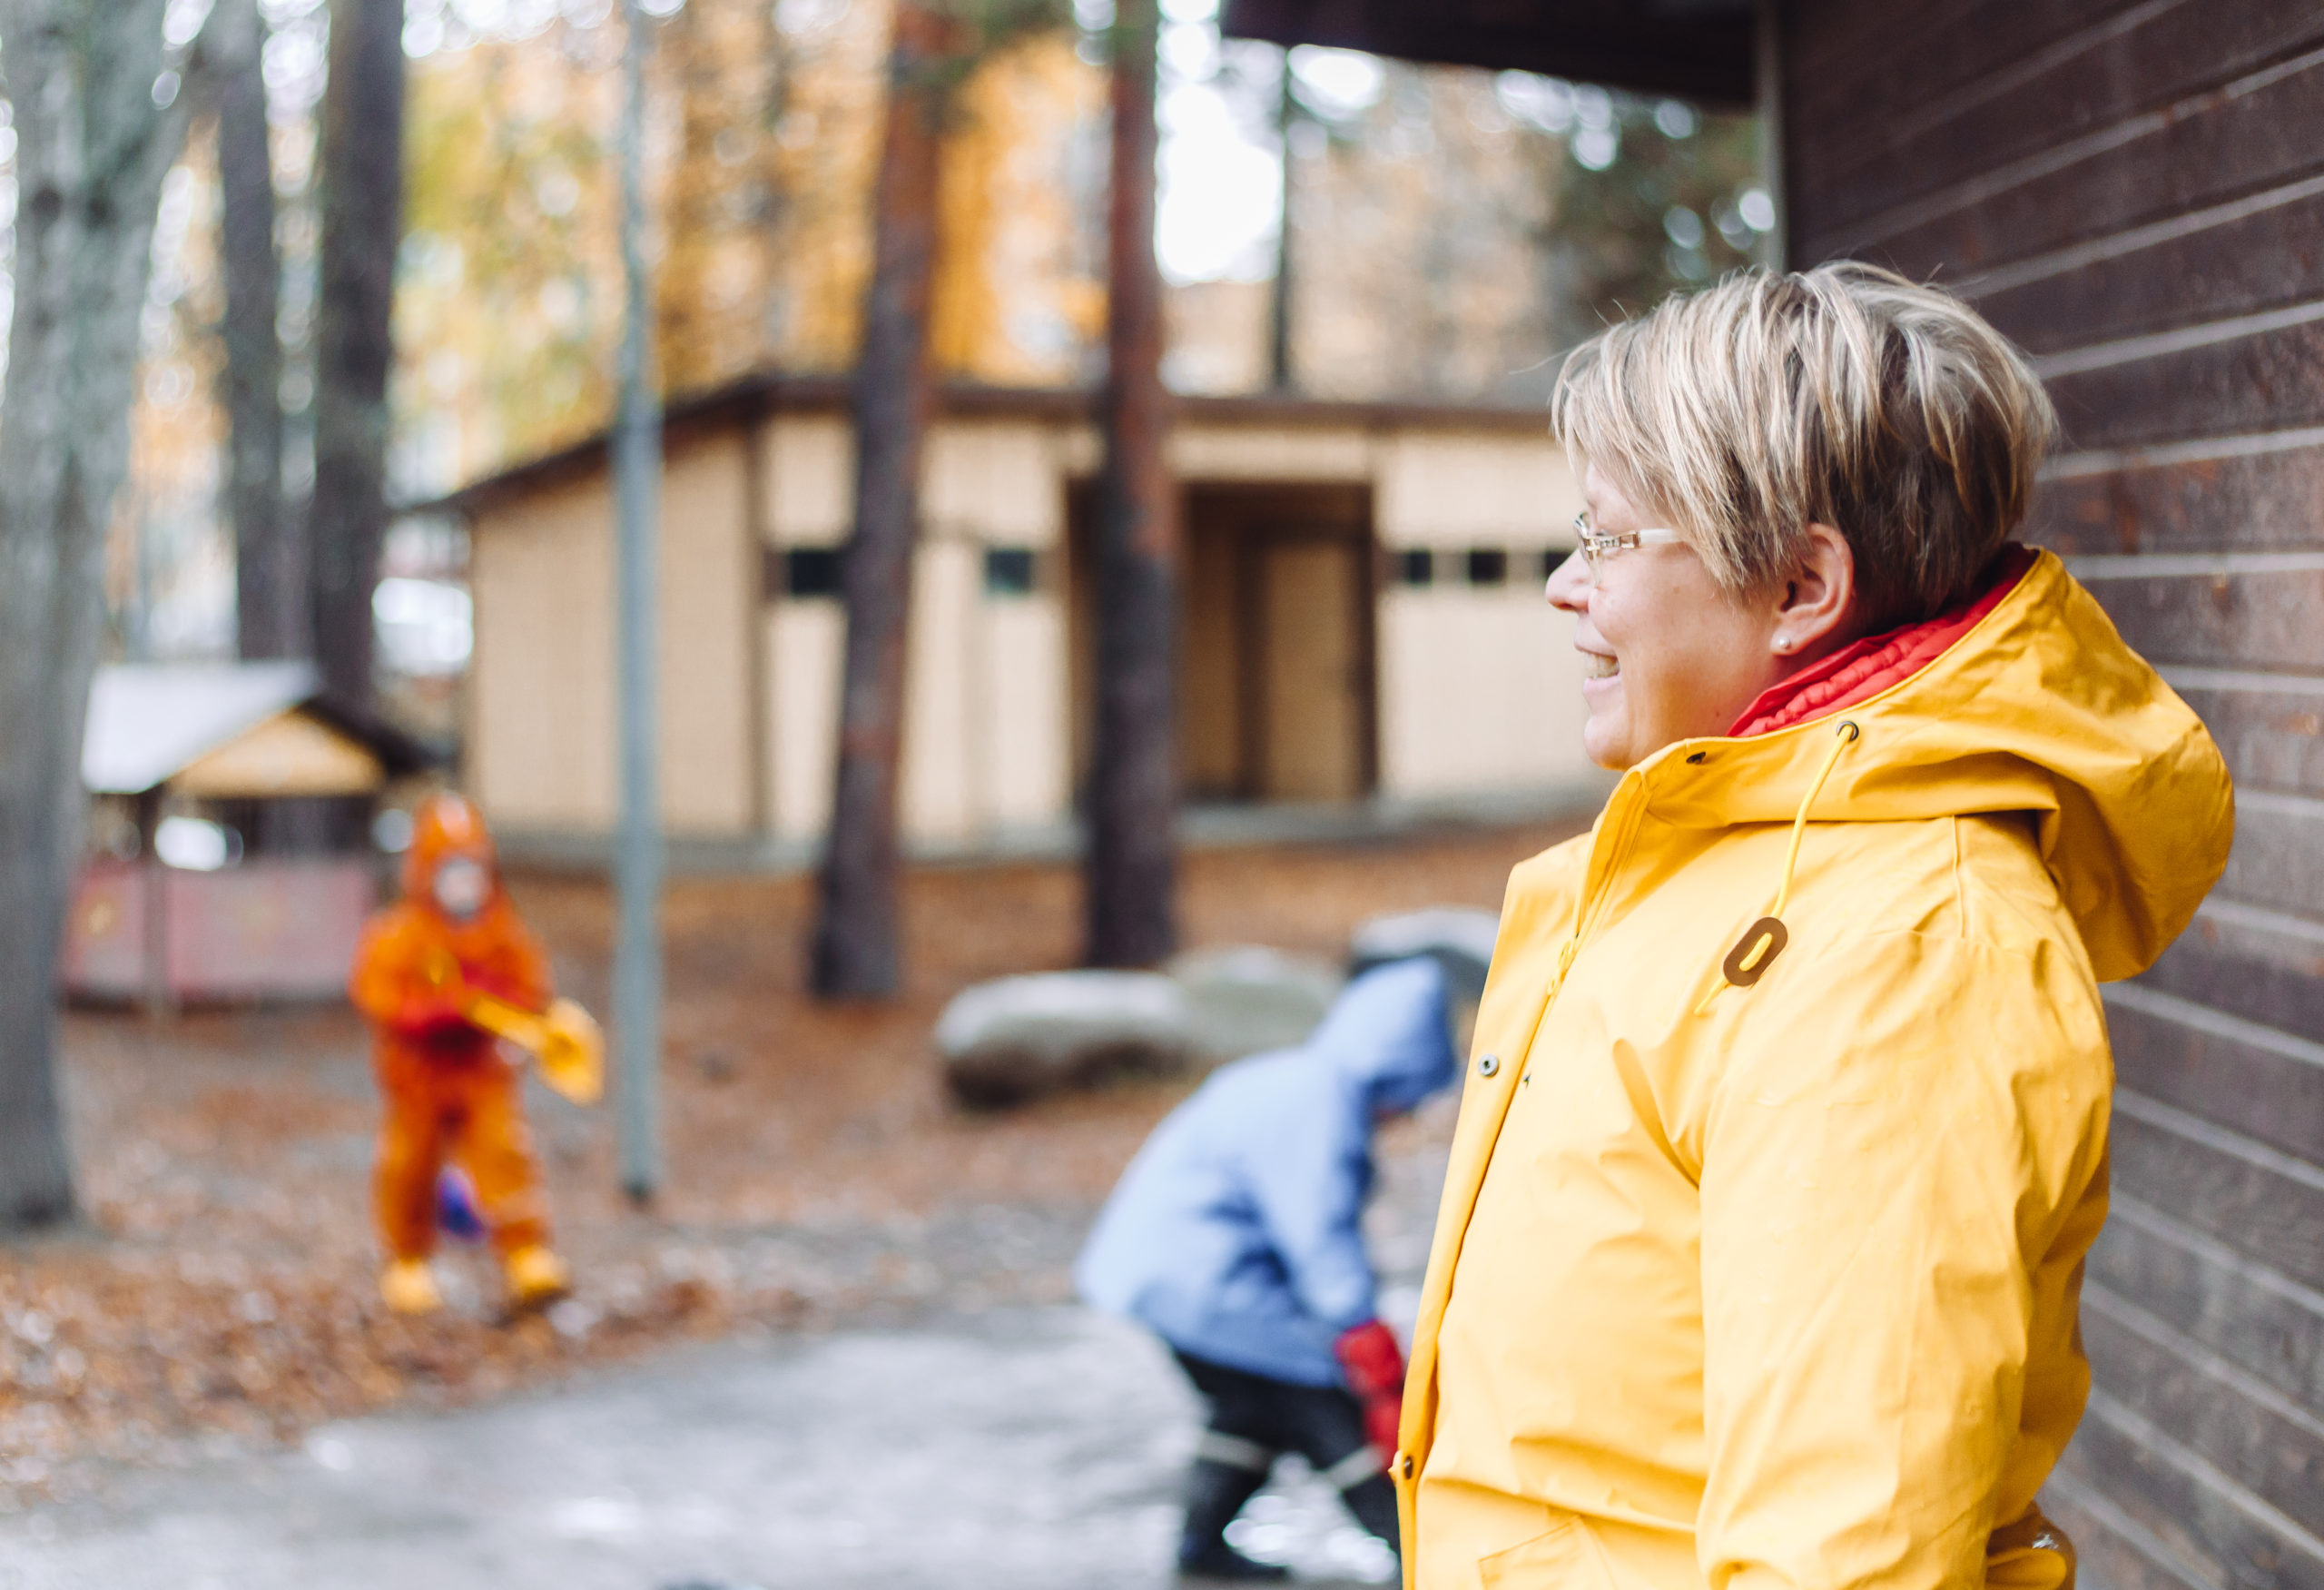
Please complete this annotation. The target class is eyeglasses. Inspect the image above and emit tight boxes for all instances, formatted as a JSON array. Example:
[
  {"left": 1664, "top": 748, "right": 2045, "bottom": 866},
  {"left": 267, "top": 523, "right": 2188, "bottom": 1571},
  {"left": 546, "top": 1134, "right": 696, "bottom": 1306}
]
[{"left": 1571, "top": 510, "right": 1683, "bottom": 577}]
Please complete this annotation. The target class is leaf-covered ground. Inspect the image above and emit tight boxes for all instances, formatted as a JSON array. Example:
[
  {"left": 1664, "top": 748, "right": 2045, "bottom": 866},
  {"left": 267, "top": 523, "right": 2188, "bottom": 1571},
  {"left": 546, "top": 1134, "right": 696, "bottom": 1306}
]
[{"left": 0, "top": 822, "right": 1577, "bottom": 1509}]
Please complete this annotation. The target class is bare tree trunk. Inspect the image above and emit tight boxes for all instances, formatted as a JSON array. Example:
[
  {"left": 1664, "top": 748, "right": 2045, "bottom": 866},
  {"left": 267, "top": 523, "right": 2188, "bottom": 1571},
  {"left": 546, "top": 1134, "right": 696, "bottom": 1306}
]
[
  {"left": 0, "top": 0, "right": 188, "bottom": 1230},
  {"left": 809, "top": 2, "right": 949, "bottom": 1001},
  {"left": 204, "top": 0, "right": 296, "bottom": 661},
  {"left": 308, "top": 0, "right": 405, "bottom": 712},
  {"left": 1085, "top": 0, "right": 1178, "bottom": 969},
  {"left": 209, "top": 0, "right": 330, "bottom": 857}
]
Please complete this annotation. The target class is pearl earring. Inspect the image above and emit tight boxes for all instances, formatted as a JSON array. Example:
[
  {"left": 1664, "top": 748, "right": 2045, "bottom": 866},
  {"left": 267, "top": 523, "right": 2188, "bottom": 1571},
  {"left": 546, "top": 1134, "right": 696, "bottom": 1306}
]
[{"left": 1774, "top": 636, "right": 1792, "bottom": 653}]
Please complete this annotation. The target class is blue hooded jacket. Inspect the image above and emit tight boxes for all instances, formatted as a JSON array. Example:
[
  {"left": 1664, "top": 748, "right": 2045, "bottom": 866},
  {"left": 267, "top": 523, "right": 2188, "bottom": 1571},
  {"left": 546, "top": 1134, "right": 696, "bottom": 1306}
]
[{"left": 1075, "top": 958, "right": 1460, "bottom": 1388}]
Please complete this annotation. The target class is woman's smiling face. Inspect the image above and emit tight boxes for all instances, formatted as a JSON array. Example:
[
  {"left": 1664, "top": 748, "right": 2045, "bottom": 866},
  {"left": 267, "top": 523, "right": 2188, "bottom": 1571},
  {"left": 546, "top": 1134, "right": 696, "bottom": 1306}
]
[{"left": 1547, "top": 464, "right": 1793, "bottom": 771}]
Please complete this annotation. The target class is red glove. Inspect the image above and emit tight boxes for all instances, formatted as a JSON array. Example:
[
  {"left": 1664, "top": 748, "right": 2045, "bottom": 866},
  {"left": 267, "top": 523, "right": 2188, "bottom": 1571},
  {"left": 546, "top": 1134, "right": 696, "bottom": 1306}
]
[{"left": 1334, "top": 1319, "right": 1407, "bottom": 1456}]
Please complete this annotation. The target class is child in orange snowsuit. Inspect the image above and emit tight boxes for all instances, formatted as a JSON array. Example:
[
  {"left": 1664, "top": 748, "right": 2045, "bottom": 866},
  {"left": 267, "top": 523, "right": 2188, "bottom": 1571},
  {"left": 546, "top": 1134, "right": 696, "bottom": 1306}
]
[{"left": 350, "top": 793, "right": 570, "bottom": 1314}]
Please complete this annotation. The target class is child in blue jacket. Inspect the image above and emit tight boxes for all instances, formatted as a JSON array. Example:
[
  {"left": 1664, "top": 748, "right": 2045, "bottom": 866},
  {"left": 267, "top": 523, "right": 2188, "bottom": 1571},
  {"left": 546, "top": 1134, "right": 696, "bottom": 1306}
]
[{"left": 1078, "top": 958, "right": 1459, "bottom": 1580}]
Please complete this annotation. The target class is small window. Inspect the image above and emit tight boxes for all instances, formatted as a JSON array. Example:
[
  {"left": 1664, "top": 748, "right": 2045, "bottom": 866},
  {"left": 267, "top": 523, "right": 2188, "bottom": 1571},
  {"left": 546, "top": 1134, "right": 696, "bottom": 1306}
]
[
  {"left": 778, "top": 546, "right": 842, "bottom": 599},
  {"left": 1536, "top": 548, "right": 1566, "bottom": 584},
  {"left": 1392, "top": 548, "right": 1433, "bottom": 588},
  {"left": 1466, "top": 548, "right": 1510, "bottom": 587},
  {"left": 983, "top": 546, "right": 1038, "bottom": 597}
]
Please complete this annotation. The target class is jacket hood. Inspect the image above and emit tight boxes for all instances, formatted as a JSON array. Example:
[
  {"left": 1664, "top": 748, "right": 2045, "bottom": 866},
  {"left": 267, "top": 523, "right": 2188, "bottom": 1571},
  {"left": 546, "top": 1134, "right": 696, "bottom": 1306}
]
[
  {"left": 401, "top": 792, "right": 501, "bottom": 901},
  {"left": 1639, "top": 548, "right": 2233, "bottom": 983},
  {"left": 1310, "top": 957, "right": 1460, "bottom": 1117}
]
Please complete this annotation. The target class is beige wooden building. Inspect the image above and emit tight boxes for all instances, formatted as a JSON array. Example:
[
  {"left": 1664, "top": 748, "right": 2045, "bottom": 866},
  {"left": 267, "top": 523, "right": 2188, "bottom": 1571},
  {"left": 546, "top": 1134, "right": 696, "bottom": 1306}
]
[{"left": 427, "top": 376, "right": 1602, "bottom": 863}]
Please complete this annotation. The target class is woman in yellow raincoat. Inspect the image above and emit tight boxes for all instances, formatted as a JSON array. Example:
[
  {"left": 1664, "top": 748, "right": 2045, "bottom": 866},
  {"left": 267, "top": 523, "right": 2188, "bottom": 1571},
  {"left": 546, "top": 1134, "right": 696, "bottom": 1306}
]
[{"left": 1396, "top": 264, "right": 2234, "bottom": 1590}]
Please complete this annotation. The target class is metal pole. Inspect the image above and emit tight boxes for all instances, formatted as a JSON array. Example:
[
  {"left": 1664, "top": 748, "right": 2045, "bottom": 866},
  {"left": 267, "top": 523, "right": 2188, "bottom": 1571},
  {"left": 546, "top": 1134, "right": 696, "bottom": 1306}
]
[
  {"left": 1755, "top": 0, "right": 1788, "bottom": 272},
  {"left": 614, "top": 0, "right": 664, "bottom": 1204},
  {"left": 1267, "top": 49, "right": 1295, "bottom": 392}
]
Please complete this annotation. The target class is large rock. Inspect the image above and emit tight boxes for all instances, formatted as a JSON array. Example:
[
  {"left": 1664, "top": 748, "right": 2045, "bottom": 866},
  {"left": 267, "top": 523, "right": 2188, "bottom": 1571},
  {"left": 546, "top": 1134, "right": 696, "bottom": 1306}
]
[
  {"left": 1347, "top": 906, "right": 1501, "bottom": 1002},
  {"left": 935, "top": 971, "right": 1194, "bottom": 1108},
  {"left": 1167, "top": 944, "right": 1344, "bottom": 1063}
]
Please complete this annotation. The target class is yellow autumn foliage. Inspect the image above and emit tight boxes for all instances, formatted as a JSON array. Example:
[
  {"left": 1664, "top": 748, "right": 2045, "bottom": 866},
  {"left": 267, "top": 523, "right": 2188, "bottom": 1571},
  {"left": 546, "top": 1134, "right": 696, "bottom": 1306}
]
[{"left": 395, "top": 0, "right": 1101, "bottom": 489}]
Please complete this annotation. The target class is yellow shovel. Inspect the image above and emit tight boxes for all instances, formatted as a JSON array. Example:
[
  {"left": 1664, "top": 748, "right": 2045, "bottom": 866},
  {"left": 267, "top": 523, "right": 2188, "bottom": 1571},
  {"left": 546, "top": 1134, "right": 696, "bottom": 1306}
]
[
  {"left": 422, "top": 953, "right": 606, "bottom": 1105},
  {"left": 461, "top": 991, "right": 606, "bottom": 1106}
]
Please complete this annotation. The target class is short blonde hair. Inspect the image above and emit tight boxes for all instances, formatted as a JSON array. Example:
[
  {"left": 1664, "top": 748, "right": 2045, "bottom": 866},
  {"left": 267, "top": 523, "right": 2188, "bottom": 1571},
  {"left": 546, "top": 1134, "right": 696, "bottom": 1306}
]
[{"left": 1551, "top": 262, "right": 2058, "bottom": 630}]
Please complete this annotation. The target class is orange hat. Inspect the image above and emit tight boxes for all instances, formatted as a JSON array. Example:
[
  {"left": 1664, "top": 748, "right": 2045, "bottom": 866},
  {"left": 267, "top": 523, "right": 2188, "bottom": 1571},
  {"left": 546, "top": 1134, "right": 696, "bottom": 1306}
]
[{"left": 402, "top": 792, "right": 498, "bottom": 899}]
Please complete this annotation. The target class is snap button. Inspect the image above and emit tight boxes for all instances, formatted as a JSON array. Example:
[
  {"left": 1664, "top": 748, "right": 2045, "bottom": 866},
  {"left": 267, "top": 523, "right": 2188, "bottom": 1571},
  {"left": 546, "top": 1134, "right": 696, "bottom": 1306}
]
[
  {"left": 1476, "top": 1053, "right": 1500, "bottom": 1077},
  {"left": 1399, "top": 1452, "right": 1414, "bottom": 1478}
]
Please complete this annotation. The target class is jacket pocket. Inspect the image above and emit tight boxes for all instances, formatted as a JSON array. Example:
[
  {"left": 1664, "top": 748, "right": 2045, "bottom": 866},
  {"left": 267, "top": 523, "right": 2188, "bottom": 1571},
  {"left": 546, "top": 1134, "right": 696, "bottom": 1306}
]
[{"left": 1477, "top": 1514, "right": 1615, "bottom": 1590}]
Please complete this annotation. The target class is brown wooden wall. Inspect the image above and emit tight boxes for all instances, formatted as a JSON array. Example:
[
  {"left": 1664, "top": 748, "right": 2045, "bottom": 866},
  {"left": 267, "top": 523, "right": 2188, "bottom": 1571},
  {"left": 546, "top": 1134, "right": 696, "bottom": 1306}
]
[{"left": 1780, "top": 4, "right": 2324, "bottom": 1585}]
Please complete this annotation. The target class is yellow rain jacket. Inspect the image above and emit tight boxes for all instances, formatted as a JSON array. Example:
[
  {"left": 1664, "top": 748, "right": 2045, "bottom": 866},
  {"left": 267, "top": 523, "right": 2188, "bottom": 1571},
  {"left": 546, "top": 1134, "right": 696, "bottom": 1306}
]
[{"left": 1397, "top": 550, "right": 2233, "bottom": 1590}]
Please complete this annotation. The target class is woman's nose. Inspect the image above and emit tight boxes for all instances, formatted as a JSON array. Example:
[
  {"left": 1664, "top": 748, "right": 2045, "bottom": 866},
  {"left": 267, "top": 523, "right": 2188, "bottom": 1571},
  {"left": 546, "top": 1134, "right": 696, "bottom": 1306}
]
[{"left": 1545, "top": 548, "right": 1591, "bottom": 613}]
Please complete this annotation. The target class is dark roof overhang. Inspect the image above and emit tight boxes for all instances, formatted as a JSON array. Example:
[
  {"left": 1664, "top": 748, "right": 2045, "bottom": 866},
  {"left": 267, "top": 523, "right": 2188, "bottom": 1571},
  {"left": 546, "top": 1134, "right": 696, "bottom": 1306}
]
[
  {"left": 1219, "top": 0, "right": 1758, "bottom": 109},
  {"left": 301, "top": 691, "right": 446, "bottom": 779}
]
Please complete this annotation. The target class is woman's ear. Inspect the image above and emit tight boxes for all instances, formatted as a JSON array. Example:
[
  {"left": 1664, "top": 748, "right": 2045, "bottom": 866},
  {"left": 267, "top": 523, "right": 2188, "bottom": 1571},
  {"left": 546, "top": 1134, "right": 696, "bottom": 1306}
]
[{"left": 1770, "top": 524, "right": 1859, "bottom": 658}]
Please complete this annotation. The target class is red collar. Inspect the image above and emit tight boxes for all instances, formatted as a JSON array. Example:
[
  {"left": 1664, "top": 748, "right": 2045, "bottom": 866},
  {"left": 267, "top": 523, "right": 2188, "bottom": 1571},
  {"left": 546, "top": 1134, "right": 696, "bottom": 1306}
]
[{"left": 1728, "top": 546, "right": 2035, "bottom": 739}]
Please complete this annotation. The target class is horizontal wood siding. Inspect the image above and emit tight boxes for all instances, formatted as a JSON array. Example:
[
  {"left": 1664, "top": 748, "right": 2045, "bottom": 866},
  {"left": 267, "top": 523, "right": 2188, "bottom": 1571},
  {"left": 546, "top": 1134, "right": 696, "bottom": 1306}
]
[
  {"left": 2080, "top": 1293, "right": 2324, "bottom": 1550},
  {"left": 1785, "top": 1, "right": 2324, "bottom": 1580},
  {"left": 2162, "top": 682, "right": 2324, "bottom": 797},
  {"left": 2087, "top": 1200, "right": 2324, "bottom": 1414},
  {"left": 1796, "top": 0, "right": 2324, "bottom": 250},
  {"left": 2031, "top": 449, "right": 2324, "bottom": 558},
  {"left": 1801, "top": 44, "right": 2324, "bottom": 274}
]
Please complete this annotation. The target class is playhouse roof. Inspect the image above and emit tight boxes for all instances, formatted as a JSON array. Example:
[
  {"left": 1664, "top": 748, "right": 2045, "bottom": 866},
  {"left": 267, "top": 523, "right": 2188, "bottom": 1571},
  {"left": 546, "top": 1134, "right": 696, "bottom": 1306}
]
[{"left": 83, "top": 662, "right": 435, "bottom": 799}]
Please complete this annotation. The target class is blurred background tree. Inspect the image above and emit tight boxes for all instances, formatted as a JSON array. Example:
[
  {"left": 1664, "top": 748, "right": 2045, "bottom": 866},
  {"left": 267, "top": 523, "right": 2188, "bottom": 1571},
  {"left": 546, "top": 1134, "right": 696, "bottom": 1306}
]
[
  {"left": 811, "top": 0, "right": 964, "bottom": 1002},
  {"left": 0, "top": 0, "right": 192, "bottom": 1231},
  {"left": 399, "top": 19, "right": 625, "bottom": 474},
  {"left": 1494, "top": 75, "right": 1768, "bottom": 351},
  {"left": 1084, "top": 0, "right": 1177, "bottom": 970},
  {"left": 309, "top": 0, "right": 408, "bottom": 716},
  {"left": 1270, "top": 54, "right": 1768, "bottom": 398},
  {"left": 655, "top": 0, "right": 790, "bottom": 396},
  {"left": 1271, "top": 52, "right": 1561, "bottom": 401},
  {"left": 197, "top": 0, "right": 299, "bottom": 665},
  {"left": 390, "top": 0, "right": 1098, "bottom": 482},
  {"left": 812, "top": 0, "right": 1077, "bottom": 1002}
]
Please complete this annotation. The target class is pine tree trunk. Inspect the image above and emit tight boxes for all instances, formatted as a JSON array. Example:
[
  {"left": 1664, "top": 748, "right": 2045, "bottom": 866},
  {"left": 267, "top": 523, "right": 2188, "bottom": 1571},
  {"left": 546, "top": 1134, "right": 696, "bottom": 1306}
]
[
  {"left": 308, "top": 0, "right": 405, "bottom": 711},
  {"left": 1085, "top": 0, "right": 1178, "bottom": 969},
  {"left": 0, "top": 0, "right": 189, "bottom": 1230},
  {"left": 809, "top": 3, "right": 949, "bottom": 1001},
  {"left": 206, "top": 0, "right": 297, "bottom": 661}
]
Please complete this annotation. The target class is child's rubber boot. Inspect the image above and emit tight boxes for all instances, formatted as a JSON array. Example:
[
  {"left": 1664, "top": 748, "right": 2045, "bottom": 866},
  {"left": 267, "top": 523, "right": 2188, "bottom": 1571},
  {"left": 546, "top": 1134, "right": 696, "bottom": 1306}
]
[
  {"left": 380, "top": 1259, "right": 443, "bottom": 1315},
  {"left": 1177, "top": 1457, "right": 1287, "bottom": 1581},
  {"left": 504, "top": 1244, "right": 571, "bottom": 1310}
]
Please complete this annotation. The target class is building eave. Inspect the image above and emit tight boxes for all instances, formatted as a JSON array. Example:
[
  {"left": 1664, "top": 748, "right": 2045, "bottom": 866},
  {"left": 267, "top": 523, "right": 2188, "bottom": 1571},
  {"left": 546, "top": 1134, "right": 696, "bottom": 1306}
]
[
  {"left": 1219, "top": 0, "right": 1758, "bottom": 109},
  {"left": 405, "top": 375, "right": 1555, "bottom": 522}
]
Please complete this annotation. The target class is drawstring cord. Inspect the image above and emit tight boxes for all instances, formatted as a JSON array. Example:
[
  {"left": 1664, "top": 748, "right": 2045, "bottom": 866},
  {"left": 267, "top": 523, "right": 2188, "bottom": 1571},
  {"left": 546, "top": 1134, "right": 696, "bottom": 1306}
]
[
  {"left": 1694, "top": 719, "right": 1860, "bottom": 1017},
  {"left": 1550, "top": 934, "right": 1579, "bottom": 997},
  {"left": 1768, "top": 718, "right": 1860, "bottom": 923}
]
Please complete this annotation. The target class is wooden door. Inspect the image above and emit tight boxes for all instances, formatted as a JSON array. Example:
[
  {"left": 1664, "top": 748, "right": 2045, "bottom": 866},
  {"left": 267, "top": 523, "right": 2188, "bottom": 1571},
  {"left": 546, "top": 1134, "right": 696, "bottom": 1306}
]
[
  {"left": 1180, "top": 517, "right": 1246, "bottom": 798},
  {"left": 1258, "top": 538, "right": 1364, "bottom": 802},
  {"left": 1073, "top": 481, "right": 1376, "bottom": 805}
]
